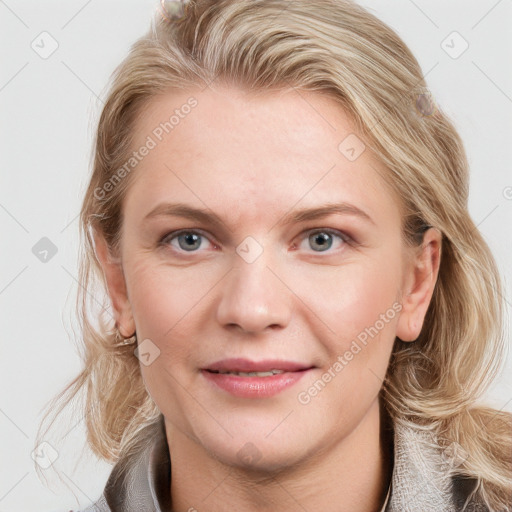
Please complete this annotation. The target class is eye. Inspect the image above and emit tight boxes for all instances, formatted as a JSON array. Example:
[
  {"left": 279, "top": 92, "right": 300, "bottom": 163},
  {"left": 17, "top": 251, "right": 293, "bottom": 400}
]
[
  {"left": 298, "top": 229, "right": 351, "bottom": 253},
  {"left": 159, "top": 228, "right": 352, "bottom": 255},
  {"left": 160, "top": 230, "right": 214, "bottom": 253}
]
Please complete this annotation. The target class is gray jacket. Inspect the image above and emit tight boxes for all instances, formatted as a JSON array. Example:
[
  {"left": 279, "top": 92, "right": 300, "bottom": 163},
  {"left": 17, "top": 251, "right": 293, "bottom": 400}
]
[{"left": 71, "top": 415, "right": 491, "bottom": 512}]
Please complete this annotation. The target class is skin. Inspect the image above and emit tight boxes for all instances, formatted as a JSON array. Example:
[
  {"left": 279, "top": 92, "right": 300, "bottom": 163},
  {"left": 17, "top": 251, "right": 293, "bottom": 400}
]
[{"left": 95, "top": 85, "right": 441, "bottom": 512}]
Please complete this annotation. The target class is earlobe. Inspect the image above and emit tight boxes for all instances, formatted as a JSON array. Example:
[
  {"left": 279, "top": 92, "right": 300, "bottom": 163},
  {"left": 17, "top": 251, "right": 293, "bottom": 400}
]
[
  {"left": 93, "top": 232, "right": 135, "bottom": 337},
  {"left": 396, "top": 228, "right": 442, "bottom": 342}
]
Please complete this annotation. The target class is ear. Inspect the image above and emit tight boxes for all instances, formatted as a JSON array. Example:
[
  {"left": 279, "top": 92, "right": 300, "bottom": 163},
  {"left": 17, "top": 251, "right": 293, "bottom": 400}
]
[
  {"left": 93, "top": 232, "right": 135, "bottom": 338},
  {"left": 396, "top": 227, "right": 442, "bottom": 342}
]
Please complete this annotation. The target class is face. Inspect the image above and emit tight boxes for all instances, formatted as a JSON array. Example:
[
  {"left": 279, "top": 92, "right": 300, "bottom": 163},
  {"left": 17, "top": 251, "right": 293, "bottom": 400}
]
[{"left": 97, "top": 85, "right": 439, "bottom": 472}]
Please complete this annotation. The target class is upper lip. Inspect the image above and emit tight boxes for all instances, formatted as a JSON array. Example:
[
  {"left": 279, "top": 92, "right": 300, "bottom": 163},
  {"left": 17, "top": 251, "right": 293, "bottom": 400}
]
[{"left": 204, "top": 358, "right": 314, "bottom": 373}]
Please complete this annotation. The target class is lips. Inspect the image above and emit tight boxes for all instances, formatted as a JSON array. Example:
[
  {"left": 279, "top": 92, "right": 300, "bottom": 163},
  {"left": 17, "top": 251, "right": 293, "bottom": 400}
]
[
  {"left": 204, "top": 358, "right": 313, "bottom": 374},
  {"left": 201, "top": 358, "right": 315, "bottom": 398}
]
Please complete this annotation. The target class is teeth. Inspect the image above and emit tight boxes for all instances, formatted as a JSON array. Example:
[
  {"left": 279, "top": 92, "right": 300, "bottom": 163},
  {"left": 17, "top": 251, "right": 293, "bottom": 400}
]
[{"left": 216, "top": 369, "right": 286, "bottom": 377}]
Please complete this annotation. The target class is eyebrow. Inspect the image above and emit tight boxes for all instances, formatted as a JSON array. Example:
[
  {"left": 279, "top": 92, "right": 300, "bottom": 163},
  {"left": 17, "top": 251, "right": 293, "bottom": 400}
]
[
  {"left": 142, "top": 201, "right": 375, "bottom": 229},
  {"left": 281, "top": 202, "right": 375, "bottom": 226}
]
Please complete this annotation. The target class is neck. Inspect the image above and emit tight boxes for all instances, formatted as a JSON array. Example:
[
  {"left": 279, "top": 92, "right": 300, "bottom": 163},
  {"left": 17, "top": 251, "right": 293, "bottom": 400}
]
[{"left": 166, "top": 398, "right": 393, "bottom": 512}]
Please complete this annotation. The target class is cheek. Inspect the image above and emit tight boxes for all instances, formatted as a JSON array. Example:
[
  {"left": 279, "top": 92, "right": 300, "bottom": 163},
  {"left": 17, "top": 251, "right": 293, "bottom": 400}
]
[
  {"left": 124, "top": 257, "right": 225, "bottom": 398},
  {"left": 126, "top": 257, "right": 216, "bottom": 340},
  {"left": 295, "top": 262, "right": 400, "bottom": 423},
  {"left": 299, "top": 254, "right": 402, "bottom": 346},
  {"left": 126, "top": 261, "right": 205, "bottom": 420}
]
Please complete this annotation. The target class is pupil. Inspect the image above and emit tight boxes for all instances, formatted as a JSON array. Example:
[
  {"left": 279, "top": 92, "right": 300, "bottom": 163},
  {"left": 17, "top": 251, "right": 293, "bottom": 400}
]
[
  {"left": 179, "top": 233, "right": 200, "bottom": 250},
  {"left": 311, "top": 232, "right": 332, "bottom": 251}
]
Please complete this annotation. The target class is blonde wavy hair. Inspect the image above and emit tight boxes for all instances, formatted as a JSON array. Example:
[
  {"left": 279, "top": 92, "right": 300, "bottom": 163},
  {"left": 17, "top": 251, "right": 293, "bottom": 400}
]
[{"left": 37, "top": 0, "right": 511, "bottom": 509}]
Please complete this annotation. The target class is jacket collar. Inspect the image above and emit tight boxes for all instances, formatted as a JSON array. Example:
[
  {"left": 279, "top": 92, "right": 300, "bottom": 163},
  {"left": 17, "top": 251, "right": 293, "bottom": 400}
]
[{"left": 92, "top": 414, "right": 484, "bottom": 512}]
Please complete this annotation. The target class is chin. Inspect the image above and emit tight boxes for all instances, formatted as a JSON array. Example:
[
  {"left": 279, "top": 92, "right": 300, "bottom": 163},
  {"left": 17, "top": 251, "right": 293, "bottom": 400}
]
[{"left": 200, "top": 429, "right": 311, "bottom": 474}]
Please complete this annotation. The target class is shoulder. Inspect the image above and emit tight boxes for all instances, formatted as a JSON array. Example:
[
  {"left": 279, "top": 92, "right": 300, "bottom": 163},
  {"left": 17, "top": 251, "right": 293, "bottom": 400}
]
[
  {"left": 63, "top": 418, "right": 168, "bottom": 512},
  {"left": 388, "top": 421, "right": 501, "bottom": 512},
  {"left": 451, "top": 476, "right": 490, "bottom": 512}
]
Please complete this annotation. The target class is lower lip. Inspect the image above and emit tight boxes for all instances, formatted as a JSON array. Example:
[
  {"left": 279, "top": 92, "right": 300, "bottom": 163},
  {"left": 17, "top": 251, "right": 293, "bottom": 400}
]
[{"left": 201, "top": 369, "right": 312, "bottom": 398}]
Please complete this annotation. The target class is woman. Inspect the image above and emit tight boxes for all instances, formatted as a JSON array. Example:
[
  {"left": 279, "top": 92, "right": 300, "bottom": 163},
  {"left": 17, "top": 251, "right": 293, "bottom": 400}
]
[{"left": 37, "top": 0, "right": 512, "bottom": 510}]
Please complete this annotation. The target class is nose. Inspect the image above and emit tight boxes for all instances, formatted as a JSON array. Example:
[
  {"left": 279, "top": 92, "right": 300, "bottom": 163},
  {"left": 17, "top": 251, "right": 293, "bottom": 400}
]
[{"left": 215, "top": 249, "right": 292, "bottom": 335}]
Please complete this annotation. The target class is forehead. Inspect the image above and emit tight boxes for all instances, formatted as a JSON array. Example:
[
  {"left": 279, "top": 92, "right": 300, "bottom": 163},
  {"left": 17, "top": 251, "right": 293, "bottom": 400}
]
[{"left": 123, "top": 85, "right": 400, "bottom": 228}]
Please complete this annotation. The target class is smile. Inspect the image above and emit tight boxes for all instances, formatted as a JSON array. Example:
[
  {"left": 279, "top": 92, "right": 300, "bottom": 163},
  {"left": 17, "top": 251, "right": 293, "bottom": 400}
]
[
  {"left": 208, "top": 369, "right": 286, "bottom": 377},
  {"left": 201, "top": 359, "right": 315, "bottom": 398}
]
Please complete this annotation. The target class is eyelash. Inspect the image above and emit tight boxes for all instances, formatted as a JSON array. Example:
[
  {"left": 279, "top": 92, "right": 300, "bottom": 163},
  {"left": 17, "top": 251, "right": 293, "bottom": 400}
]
[{"left": 158, "top": 228, "right": 354, "bottom": 256}]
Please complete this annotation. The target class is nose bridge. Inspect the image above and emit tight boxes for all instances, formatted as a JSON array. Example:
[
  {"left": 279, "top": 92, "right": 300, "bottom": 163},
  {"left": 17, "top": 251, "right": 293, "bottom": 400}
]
[{"left": 216, "top": 240, "right": 291, "bottom": 333}]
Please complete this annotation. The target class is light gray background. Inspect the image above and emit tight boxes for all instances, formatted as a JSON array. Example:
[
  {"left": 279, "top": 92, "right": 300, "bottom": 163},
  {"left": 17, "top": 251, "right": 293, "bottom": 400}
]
[{"left": 1, "top": 1, "right": 511, "bottom": 510}]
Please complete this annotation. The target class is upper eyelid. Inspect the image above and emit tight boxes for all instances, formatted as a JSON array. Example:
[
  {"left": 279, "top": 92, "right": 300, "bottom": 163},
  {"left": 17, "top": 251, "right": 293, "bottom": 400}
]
[
  {"left": 305, "top": 228, "right": 350, "bottom": 239},
  {"left": 161, "top": 227, "right": 351, "bottom": 249},
  {"left": 161, "top": 228, "right": 216, "bottom": 248},
  {"left": 296, "top": 229, "right": 352, "bottom": 249}
]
